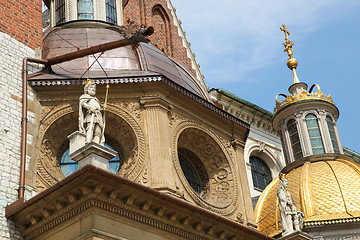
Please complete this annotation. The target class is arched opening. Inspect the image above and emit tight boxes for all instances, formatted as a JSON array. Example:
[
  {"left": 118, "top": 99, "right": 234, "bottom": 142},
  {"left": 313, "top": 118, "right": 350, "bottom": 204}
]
[
  {"left": 37, "top": 110, "right": 139, "bottom": 191},
  {"left": 151, "top": 4, "right": 171, "bottom": 55},
  {"left": 250, "top": 156, "right": 272, "bottom": 191},
  {"left": 176, "top": 127, "right": 236, "bottom": 210},
  {"left": 287, "top": 119, "right": 303, "bottom": 160},
  {"left": 178, "top": 148, "right": 208, "bottom": 195},
  {"left": 306, "top": 113, "right": 324, "bottom": 154}
]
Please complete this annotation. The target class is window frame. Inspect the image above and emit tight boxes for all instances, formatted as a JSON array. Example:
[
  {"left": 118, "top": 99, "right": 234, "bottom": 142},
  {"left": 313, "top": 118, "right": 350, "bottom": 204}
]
[
  {"left": 105, "top": 0, "right": 117, "bottom": 24},
  {"left": 77, "top": 0, "right": 95, "bottom": 20},
  {"left": 59, "top": 142, "right": 121, "bottom": 177},
  {"left": 326, "top": 115, "right": 340, "bottom": 153},
  {"left": 305, "top": 113, "right": 325, "bottom": 155},
  {"left": 55, "top": 0, "right": 66, "bottom": 25},
  {"left": 249, "top": 156, "right": 272, "bottom": 191},
  {"left": 287, "top": 118, "right": 304, "bottom": 160}
]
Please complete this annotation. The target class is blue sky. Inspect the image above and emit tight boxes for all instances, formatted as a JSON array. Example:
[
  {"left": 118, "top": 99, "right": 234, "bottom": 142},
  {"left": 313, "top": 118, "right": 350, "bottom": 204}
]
[{"left": 171, "top": 0, "right": 360, "bottom": 152}]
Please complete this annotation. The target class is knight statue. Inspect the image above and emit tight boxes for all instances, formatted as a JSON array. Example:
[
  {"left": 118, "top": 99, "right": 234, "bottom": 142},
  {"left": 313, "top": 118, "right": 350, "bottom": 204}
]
[
  {"left": 79, "top": 79, "right": 105, "bottom": 144},
  {"left": 277, "top": 173, "right": 304, "bottom": 236}
]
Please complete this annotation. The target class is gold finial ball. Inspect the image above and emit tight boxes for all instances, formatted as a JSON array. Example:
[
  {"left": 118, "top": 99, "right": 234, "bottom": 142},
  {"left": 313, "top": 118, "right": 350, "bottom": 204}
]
[{"left": 287, "top": 58, "right": 298, "bottom": 69}]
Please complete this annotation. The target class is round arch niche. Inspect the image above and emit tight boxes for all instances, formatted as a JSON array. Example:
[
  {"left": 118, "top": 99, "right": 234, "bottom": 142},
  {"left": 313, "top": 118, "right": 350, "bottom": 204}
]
[
  {"left": 174, "top": 126, "right": 238, "bottom": 214},
  {"left": 37, "top": 109, "right": 142, "bottom": 191}
]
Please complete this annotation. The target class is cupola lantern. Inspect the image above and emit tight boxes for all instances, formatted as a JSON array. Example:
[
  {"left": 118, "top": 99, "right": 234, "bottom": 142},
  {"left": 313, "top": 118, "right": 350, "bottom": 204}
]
[
  {"left": 273, "top": 25, "right": 342, "bottom": 164},
  {"left": 44, "top": 0, "right": 127, "bottom": 27}
]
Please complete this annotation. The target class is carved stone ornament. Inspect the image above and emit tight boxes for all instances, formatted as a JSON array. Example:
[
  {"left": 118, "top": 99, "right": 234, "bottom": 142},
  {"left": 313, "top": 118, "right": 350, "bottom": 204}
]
[
  {"left": 172, "top": 121, "right": 238, "bottom": 215},
  {"left": 36, "top": 103, "right": 146, "bottom": 191},
  {"left": 258, "top": 140, "right": 266, "bottom": 152},
  {"left": 236, "top": 213, "right": 244, "bottom": 224}
]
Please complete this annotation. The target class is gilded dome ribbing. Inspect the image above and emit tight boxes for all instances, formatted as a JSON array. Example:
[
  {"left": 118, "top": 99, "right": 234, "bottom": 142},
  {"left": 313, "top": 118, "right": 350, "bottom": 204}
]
[{"left": 254, "top": 154, "right": 360, "bottom": 237}]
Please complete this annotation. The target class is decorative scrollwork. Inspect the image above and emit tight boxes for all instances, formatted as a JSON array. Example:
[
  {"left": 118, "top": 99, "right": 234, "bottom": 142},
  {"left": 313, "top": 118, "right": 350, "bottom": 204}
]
[
  {"left": 36, "top": 103, "right": 146, "bottom": 191},
  {"left": 172, "top": 121, "right": 238, "bottom": 215}
]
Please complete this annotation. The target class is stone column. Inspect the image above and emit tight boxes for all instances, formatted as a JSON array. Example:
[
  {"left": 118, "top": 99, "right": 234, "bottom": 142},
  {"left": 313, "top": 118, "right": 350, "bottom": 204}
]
[
  {"left": 141, "top": 96, "right": 176, "bottom": 193},
  {"left": 231, "top": 138, "right": 256, "bottom": 228}
]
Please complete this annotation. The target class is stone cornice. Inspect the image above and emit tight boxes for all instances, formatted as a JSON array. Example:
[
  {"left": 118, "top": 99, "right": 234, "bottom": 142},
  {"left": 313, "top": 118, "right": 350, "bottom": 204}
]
[
  {"left": 28, "top": 75, "right": 250, "bottom": 131},
  {"left": 6, "top": 165, "right": 272, "bottom": 240}
]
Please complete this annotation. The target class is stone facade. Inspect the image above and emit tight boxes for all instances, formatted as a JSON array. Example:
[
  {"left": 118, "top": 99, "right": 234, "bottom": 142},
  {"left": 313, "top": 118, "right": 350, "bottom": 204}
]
[
  {"left": 208, "top": 88, "right": 286, "bottom": 205},
  {"left": 0, "top": 1, "right": 42, "bottom": 238},
  {"left": 0, "top": 32, "right": 40, "bottom": 239}
]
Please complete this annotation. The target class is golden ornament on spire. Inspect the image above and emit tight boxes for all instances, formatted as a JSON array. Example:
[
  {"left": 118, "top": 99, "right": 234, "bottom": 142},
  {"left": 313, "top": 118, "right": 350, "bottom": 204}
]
[
  {"left": 280, "top": 24, "right": 300, "bottom": 83},
  {"left": 280, "top": 24, "right": 294, "bottom": 59}
]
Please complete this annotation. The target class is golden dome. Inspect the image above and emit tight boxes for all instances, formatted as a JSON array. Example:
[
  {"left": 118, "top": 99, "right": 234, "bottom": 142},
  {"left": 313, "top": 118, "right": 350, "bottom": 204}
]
[{"left": 254, "top": 154, "right": 360, "bottom": 237}]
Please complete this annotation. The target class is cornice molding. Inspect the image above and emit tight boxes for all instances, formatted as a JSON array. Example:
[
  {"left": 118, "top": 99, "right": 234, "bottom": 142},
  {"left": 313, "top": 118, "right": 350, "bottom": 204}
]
[{"left": 6, "top": 166, "right": 271, "bottom": 240}]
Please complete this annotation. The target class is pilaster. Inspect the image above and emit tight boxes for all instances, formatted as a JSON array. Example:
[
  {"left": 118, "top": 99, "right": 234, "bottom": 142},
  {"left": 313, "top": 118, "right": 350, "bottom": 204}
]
[
  {"left": 231, "top": 138, "right": 256, "bottom": 228},
  {"left": 317, "top": 109, "right": 332, "bottom": 153},
  {"left": 140, "top": 96, "right": 176, "bottom": 193}
]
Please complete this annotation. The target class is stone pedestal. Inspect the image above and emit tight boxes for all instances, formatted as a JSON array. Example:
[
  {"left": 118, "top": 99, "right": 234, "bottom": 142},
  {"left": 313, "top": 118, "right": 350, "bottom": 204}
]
[
  {"left": 68, "top": 131, "right": 86, "bottom": 155},
  {"left": 69, "top": 142, "right": 116, "bottom": 171},
  {"left": 278, "top": 231, "right": 313, "bottom": 240}
]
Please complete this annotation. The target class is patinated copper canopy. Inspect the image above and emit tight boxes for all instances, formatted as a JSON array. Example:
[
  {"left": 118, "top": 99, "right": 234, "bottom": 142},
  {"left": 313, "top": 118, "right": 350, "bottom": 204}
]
[{"left": 37, "top": 20, "right": 209, "bottom": 99}]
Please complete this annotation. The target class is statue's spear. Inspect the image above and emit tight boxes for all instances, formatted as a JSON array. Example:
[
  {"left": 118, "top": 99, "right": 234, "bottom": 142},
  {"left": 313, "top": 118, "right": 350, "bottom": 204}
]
[
  {"left": 101, "top": 84, "right": 110, "bottom": 144},
  {"left": 104, "top": 84, "right": 110, "bottom": 110}
]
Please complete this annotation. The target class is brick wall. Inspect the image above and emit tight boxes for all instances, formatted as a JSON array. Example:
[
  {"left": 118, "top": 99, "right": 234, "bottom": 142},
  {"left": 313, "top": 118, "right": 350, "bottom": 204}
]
[
  {"left": 124, "top": 0, "right": 195, "bottom": 76},
  {"left": 0, "top": 0, "right": 43, "bottom": 50}
]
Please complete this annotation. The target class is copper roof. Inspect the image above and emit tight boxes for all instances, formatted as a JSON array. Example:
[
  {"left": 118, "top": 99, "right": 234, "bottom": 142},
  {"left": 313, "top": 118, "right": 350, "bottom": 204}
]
[{"left": 39, "top": 21, "right": 209, "bottom": 100}]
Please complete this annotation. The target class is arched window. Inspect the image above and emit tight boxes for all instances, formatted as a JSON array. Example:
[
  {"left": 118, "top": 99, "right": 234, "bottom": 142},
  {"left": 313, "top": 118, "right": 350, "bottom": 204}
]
[
  {"left": 178, "top": 154, "right": 201, "bottom": 194},
  {"left": 55, "top": 0, "right": 66, "bottom": 25},
  {"left": 106, "top": 0, "right": 117, "bottom": 24},
  {"left": 250, "top": 156, "right": 272, "bottom": 190},
  {"left": 306, "top": 114, "right": 325, "bottom": 154},
  {"left": 60, "top": 142, "right": 121, "bottom": 177},
  {"left": 152, "top": 5, "right": 171, "bottom": 54},
  {"left": 326, "top": 116, "right": 340, "bottom": 153},
  {"left": 77, "top": 0, "right": 94, "bottom": 19},
  {"left": 287, "top": 119, "right": 303, "bottom": 160}
]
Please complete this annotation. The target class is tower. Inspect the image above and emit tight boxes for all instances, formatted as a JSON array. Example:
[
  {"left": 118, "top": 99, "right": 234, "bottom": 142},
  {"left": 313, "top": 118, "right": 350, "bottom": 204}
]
[
  {"left": 273, "top": 24, "right": 342, "bottom": 165},
  {"left": 254, "top": 25, "right": 360, "bottom": 239}
]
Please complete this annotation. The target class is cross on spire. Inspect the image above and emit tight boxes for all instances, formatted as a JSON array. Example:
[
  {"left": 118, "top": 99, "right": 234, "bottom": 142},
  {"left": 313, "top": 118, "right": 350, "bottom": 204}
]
[
  {"left": 280, "top": 24, "right": 294, "bottom": 58},
  {"left": 280, "top": 24, "right": 290, "bottom": 40}
]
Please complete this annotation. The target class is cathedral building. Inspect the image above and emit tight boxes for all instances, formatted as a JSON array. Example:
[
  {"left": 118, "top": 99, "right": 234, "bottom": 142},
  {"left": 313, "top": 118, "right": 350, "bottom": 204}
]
[
  {"left": 0, "top": 0, "right": 272, "bottom": 239},
  {"left": 0, "top": 1, "right": 359, "bottom": 240}
]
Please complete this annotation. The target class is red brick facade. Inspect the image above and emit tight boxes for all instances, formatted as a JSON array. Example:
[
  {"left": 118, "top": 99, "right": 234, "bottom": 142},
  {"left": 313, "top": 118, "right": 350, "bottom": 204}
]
[
  {"left": 0, "top": 0, "right": 42, "bottom": 50},
  {"left": 124, "top": 0, "right": 195, "bottom": 75}
]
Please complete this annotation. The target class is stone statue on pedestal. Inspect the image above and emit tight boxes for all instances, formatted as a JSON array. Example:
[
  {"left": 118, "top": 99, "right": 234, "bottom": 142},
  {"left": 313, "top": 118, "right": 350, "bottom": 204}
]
[
  {"left": 278, "top": 173, "right": 304, "bottom": 236},
  {"left": 79, "top": 79, "right": 105, "bottom": 144}
]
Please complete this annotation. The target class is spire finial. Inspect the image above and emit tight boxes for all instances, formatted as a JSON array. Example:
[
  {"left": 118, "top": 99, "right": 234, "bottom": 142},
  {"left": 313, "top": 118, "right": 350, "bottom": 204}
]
[
  {"left": 280, "top": 24, "right": 294, "bottom": 59},
  {"left": 280, "top": 24, "right": 300, "bottom": 83}
]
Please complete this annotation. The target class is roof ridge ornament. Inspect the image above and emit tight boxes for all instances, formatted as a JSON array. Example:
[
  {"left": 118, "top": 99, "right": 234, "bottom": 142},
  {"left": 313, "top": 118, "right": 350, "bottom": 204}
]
[{"left": 280, "top": 24, "right": 300, "bottom": 84}]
